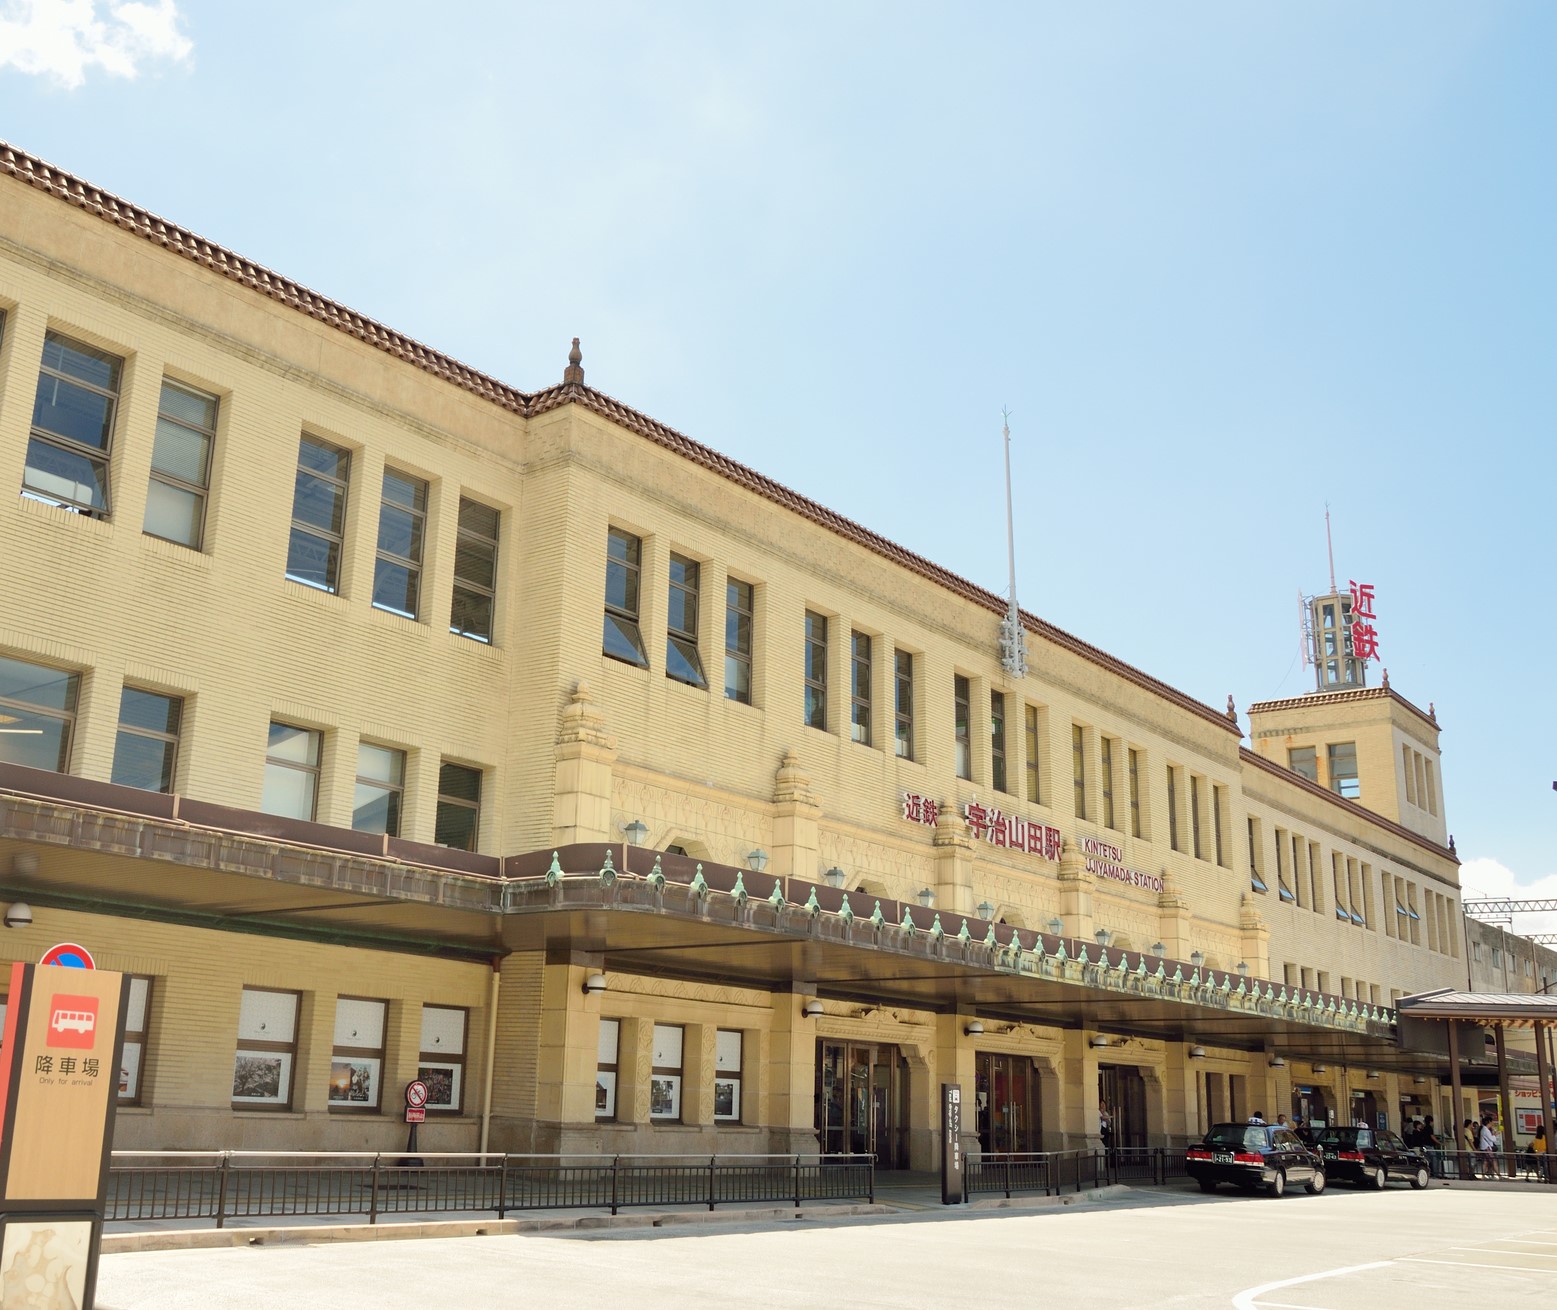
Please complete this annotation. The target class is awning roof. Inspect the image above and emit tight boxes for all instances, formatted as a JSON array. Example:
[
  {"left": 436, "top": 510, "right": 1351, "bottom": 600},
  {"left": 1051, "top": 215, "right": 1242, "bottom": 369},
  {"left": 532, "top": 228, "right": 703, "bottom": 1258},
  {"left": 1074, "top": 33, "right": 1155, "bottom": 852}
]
[{"left": 1397, "top": 988, "right": 1557, "bottom": 1026}]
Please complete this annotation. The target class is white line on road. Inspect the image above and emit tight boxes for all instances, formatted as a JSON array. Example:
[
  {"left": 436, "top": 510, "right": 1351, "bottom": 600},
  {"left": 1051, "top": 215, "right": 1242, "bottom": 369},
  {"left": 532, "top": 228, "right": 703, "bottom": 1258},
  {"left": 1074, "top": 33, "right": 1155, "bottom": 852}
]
[
  {"left": 1398, "top": 1257, "right": 1557, "bottom": 1273},
  {"left": 1233, "top": 1261, "right": 1391, "bottom": 1310}
]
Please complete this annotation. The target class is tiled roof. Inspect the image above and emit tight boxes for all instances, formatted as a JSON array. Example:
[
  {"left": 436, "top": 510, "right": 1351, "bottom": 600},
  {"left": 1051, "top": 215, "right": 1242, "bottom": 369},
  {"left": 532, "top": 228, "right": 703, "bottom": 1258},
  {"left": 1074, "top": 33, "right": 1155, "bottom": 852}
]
[
  {"left": 1248, "top": 684, "right": 1438, "bottom": 731},
  {"left": 1397, "top": 990, "right": 1557, "bottom": 1022},
  {"left": 0, "top": 139, "right": 1242, "bottom": 736}
]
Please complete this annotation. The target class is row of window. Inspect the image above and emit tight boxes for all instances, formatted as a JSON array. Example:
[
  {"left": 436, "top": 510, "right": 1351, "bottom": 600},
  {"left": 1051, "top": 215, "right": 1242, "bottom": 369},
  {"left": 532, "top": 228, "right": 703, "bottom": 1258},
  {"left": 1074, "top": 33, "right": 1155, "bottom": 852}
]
[
  {"left": 1249, "top": 816, "right": 1456, "bottom": 956},
  {"left": 0, "top": 653, "right": 485, "bottom": 850},
  {"left": 595, "top": 1019, "right": 744, "bottom": 1124},
  {"left": 0, "top": 982, "right": 468, "bottom": 1114},
  {"left": 1279, "top": 964, "right": 1385, "bottom": 1008},
  {"left": 13, "top": 318, "right": 501, "bottom": 644},
  {"left": 1288, "top": 742, "right": 1359, "bottom": 800},
  {"left": 1401, "top": 744, "right": 1439, "bottom": 816}
]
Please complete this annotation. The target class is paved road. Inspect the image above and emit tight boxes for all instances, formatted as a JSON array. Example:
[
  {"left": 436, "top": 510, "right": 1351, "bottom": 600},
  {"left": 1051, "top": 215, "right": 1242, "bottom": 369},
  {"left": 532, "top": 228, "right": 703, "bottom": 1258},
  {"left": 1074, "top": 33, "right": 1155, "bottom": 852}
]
[{"left": 98, "top": 1184, "right": 1557, "bottom": 1309}]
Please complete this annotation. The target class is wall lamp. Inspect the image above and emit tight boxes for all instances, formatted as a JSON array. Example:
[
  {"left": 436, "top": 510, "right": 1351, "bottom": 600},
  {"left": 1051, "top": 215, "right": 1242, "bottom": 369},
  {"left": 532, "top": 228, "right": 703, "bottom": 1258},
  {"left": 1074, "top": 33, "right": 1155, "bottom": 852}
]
[
  {"left": 1312, "top": 1063, "right": 1328, "bottom": 1075},
  {"left": 1151, "top": 941, "right": 1165, "bottom": 957},
  {"left": 1048, "top": 917, "right": 1064, "bottom": 937},
  {"left": 977, "top": 901, "right": 996, "bottom": 920},
  {"left": 746, "top": 848, "right": 769, "bottom": 873},
  {"left": 1188, "top": 1045, "right": 1207, "bottom": 1060},
  {"left": 825, "top": 866, "right": 847, "bottom": 888},
  {"left": 965, "top": 1020, "right": 985, "bottom": 1036},
  {"left": 1366, "top": 1070, "right": 1380, "bottom": 1081},
  {"left": 1413, "top": 1074, "right": 1429, "bottom": 1086},
  {"left": 3, "top": 902, "right": 32, "bottom": 929},
  {"left": 1095, "top": 928, "right": 1113, "bottom": 948},
  {"left": 1269, "top": 1054, "right": 1286, "bottom": 1068},
  {"left": 1236, "top": 961, "right": 1249, "bottom": 977},
  {"left": 802, "top": 999, "right": 825, "bottom": 1019},
  {"left": 621, "top": 819, "right": 648, "bottom": 846},
  {"left": 916, "top": 887, "right": 936, "bottom": 908},
  {"left": 1190, "top": 950, "right": 1205, "bottom": 969},
  {"left": 1090, "top": 1034, "right": 1111, "bottom": 1049},
  {"left": 582, "top": 972, "right": 608, "bottom": 995}
]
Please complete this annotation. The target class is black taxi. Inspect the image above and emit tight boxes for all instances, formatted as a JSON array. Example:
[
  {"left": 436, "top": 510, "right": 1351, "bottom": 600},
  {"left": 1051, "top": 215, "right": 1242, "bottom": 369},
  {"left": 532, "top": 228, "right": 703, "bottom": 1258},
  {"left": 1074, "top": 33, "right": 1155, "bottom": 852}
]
[
  {"left": 1186, "top": 1122, "right": 1327, "bottom": 1197},
  {"left": 1314, "top": 1125, "right": 1431, "bottom": 1189}
]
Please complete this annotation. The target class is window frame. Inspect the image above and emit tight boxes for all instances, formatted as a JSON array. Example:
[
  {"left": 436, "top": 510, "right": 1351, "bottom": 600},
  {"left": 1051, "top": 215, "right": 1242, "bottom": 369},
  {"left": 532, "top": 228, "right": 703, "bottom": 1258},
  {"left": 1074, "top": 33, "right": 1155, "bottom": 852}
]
[
  {"left": 893, "top": 649, "right": 914, "bottom": 760},
  {"left": 450, "top": 496, "right": 500, "bottom": 643},
  {"left": 714, "top": 1028, "right": 743, "bottom": 1124},
  {"left": 435, "top": 760, "right": 482, "bottom": 851},
  {"left": 111, "top": 686, "right": 183, "bottom": 794},
  {"left": 990, "top": 691, "right": 1008, "bottom": 793},
  {"left": 1024, "top": 705, "right": 1042, "bottom": 804},
  {"left": 286, "top": 433, "right": 351, "bottom": 594},
  {"left": 850, "top": 631, "right": 872, "bottom": 745},
  {"left": 262, "top": 720, "right": 322, "bottom": 822},
  {"left": 1328, "top": 742, "right": 1360, "bottom": 800},
  {"left": 724, "top": 578, "right": 754, "bottom": 703},
  {"left": 143, "top": 377, "right": 218, "bottom": 549},
  {"left": 231, "top": 986, "right": 301, "bottom": 1111},
  {"left": 352, "top": 741, "right": 406, "bottom": 837},
  {"left": 603, "top": 527, "right": 650, "bottom": 667},
  {"left": 418, "top": 1004, "right": 469, "bottom": 1114},
  {"left": 803, "top": 611, "right": 828, "bottom": 731},
  {"left": 24, "top": 330, "right": 123, "bottom": 518},
  {"left": 372, "top": 467, "right": 429, "bottom": 620},
  {"left": 1071, "top": 723, "right": 1087, "bottom": 820},
  {"left": 329, "top": 995, "right": 388, "bottom": 1114},
  {"left": 650, "top": 1023, "right": 684, "bottom": 1122},
  {"left": 118, "top": 974, "right": 154, "bottom": 1105},
  {"left": 1128, "top": 746, "right": 1142, "bottom": 838},
  {"left": 664, "top": 553, "right": 707, "bottom": 688},
  {"left": 0, "top": 655, "right": 80, "bottom": 774},
  {"left": 954, "top": 675, "right": 972, "bottom": 780},
  {"left": 595, "top": 1017, "right": 620, "bottom": 1121},
  {"left": 1099, "top": 735, "right": 1115, "bottom": 829}
]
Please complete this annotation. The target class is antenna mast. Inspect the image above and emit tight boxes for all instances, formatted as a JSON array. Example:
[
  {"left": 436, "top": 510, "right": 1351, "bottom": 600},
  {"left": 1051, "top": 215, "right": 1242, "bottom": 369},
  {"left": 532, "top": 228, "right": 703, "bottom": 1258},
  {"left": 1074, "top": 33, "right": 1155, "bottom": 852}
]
[
  {"left": 1325, "top": 504, "right": 1337, "bottom": 595},
  {"left": 998, "top": 409, "right": 1028, "bottom": 678}
]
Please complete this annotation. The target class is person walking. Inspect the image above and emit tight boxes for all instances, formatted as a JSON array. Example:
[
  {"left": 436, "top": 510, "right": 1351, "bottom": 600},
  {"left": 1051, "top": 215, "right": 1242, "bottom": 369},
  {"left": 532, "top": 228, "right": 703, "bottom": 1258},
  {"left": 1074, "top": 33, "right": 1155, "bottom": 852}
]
[
  {"left": 1477, "top": 1114, "right": 1502, "bottom": 1178},
  {"left": 1463, "top": 1119, "right": 1479, "bottom": 1179}
]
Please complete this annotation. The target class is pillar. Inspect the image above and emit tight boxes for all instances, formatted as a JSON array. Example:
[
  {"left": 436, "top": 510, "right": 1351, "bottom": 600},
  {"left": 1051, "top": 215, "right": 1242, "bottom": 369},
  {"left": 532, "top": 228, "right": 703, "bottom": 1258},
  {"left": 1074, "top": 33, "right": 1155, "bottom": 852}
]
[
  {"left": 766, "top": 988, "right": 820, "bottom": 1153},
  {"left": 933, "top": 809, "right": 976, "bottom": 916},
  {"left": 1057, "top": 840, "right": 1094, "bottom": 943},
  {"left": 553, "top": 682, "right": 617, "bottom": 844},
  {"left": 771, "top": 752, "right": 821, "bottom": 883}
]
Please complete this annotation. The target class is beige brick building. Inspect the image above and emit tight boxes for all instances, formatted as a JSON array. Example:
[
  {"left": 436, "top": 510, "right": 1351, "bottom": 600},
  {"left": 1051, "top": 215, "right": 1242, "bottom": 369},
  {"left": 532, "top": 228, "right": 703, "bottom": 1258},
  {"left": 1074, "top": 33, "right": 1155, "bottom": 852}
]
[{"left": 0, "top": 142, "right": 1474, "bottom": 1164}]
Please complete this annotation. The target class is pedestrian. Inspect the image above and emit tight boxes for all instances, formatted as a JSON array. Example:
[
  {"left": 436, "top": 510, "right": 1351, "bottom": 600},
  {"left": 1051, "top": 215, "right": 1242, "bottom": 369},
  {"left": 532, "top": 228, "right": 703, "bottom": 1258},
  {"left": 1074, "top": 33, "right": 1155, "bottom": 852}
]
[
  {"left": 1477, "top": 1114, "right": 1501, "bottom": 1178},
  {"left": 1248, "top": 1110, "right": 1266, "bottom": 1125},
  {"left": 1423, "top": 1115, "right": 1439, "bottom": 1148}
]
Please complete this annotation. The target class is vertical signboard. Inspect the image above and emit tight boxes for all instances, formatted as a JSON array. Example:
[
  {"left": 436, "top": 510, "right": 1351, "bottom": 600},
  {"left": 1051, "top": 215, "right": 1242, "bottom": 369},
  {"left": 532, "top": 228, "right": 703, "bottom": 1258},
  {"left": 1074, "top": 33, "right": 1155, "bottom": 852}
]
[
  {"left": 941, "top": 1082, "right": 964, "bottom": 1205},
  {"left": 0, "top": 961, "right": 128, "bottom": 1310}
]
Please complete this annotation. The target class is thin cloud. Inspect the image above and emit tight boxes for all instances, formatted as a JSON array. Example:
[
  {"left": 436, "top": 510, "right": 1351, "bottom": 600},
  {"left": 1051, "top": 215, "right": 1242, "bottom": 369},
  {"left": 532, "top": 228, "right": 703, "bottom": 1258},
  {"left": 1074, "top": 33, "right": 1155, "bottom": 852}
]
[
  {"left": 1460, "top": 856, "right": 1557, "bottom": 938},
  {"left": 0, "top": 0, "right": 191, "bottom": 89}
]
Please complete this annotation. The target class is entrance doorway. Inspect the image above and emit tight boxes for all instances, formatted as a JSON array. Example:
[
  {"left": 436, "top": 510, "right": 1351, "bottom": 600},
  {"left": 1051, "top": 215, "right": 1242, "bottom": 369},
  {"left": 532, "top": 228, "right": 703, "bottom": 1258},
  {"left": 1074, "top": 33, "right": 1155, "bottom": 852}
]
[
  {"left": 816, "top": 1041, "right": 908, "bottom": 1167},
  {"left": 974, "top": 1051, "right": 1040, "bottom": 1154},
  {"left": 1098, "top": 1065, "right": 1147, "bottom": 1147}
]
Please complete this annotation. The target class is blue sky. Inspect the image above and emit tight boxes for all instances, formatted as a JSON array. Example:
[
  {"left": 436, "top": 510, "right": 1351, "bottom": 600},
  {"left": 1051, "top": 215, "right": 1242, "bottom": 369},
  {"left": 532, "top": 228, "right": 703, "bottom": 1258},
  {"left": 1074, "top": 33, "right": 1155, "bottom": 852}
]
[{"left": 3, "top": 2, "right": 1554, "bottom": 922}]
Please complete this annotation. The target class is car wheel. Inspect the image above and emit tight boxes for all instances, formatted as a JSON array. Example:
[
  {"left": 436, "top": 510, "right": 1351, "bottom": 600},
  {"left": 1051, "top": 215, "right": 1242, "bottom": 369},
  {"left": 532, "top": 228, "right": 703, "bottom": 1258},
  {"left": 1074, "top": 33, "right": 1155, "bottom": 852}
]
[
  {"left": 1268, "top": 1169, "right": 1286, "bottom": 1198},
  {"left": 1410, "top": 1165, "right": 1429, "bottom": 1190},
  {"left": 1197, "top": 1179, "right": 1218, "bottom": 1193},
  {"left": 1370, "top": 1166, "right": 1386, "bottom": 1190},
  {"left": 1307, "top": 1169, "right": 1326, "bottom": 1195}
]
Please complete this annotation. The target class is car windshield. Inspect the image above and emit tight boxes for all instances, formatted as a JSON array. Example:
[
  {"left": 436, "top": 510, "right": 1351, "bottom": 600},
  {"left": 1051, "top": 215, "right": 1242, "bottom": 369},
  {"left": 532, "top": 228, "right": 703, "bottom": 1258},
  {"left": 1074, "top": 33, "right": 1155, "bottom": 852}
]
[{"left": 1204, "top": 1125, "right": 1266, "bottom": 1150}]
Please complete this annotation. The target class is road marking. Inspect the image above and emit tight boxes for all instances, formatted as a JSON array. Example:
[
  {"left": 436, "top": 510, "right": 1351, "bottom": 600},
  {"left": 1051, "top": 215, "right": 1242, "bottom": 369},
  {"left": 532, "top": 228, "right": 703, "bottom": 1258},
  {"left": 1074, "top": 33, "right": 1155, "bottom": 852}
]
[
  {"left": 1398, "top": 1257, "right": 1557, "bottom": 1273},
  {"left": 1233, "top": 1261, "right": 1390, "bottom": 1310}
]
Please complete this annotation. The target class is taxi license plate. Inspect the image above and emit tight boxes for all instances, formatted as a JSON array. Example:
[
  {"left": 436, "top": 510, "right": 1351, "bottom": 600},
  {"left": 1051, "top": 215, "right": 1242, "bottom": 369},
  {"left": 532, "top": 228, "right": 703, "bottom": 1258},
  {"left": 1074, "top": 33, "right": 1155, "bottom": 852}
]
[{"left": 1213, "top": 1152, "right": 1234, "bottom": 1164}]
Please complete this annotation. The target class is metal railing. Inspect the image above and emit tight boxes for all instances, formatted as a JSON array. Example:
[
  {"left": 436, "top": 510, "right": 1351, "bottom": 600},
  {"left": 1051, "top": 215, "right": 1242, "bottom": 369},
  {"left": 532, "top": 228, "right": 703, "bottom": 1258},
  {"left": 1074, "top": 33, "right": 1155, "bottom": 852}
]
[
  {"left": 965, "top": 1146, "right": 1189, "bottom": 1198},
  {"left": 1427, "top": 1148, "right": 1556, "bottom": 1183},
  {"left": 107, "top": 1152, "right": 876, "bottom": 1228}
]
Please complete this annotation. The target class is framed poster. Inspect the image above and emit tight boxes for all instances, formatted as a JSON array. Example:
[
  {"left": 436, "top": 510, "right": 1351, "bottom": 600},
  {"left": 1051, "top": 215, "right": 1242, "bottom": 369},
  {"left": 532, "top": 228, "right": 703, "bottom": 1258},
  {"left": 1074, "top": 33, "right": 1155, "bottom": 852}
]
[
  {"left": 417, "top": 1061, "right": 461, "bottom": 1111},
  {"left": 595, "top": 1070, "right": 617, "bottom": 1118},
  {"left": 328, "top": 1057, "right": 380, "bottom": 1107},
  {"left": 231, "top": 1050, "right": 292, "bottom": 1105},
  {"left": 714, "top": 1076, "right": 740, "bottom": 1122},
  {"left": 0, "top": 1216, "right": 95, "bottom": 1308},
  {"left": 650, "top": 1074, "right": 681, "bottom": 1120}
]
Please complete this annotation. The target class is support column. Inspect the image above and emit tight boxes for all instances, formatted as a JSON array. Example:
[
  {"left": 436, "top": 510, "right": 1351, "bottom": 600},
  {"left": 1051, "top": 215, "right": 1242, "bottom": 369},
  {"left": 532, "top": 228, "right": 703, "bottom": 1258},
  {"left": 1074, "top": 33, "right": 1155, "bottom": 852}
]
[
  {"left": 1238, "top": 894, "right": 1271, "bottom": 980},
  {"left": 1538, "top": 1021, "right": 1554, "bottom": 1179},
  {"left": 553, "top": 682, "right": 617, "bottom": 844},
  {"left": 933, "top": 809, "right": 976, "bottom": 916},
  {"left": 1057, "top": 840, "right": 1094, "bottom": 944},
  {"left": 1495, "top": 1024, "right": 1514, "bottom": 1166},
  {"left": 1448, "top": 1018, "right": 1465, "bottom": 1167},
  {"left": 938, "top": 1013, "right": 979, "bottom": 1162},
  {"left": 1161, "top": 1045, "right": 1200, "bottom": 1145},
  {"left": 771, "top": 752, "right": 821, "bottom": 884},
  {"left": 766, "top": 989, "right": 820, "bottom": 1153},
  {"left": 1156, "top": 875, "right": 1192, "bottom": 962}
]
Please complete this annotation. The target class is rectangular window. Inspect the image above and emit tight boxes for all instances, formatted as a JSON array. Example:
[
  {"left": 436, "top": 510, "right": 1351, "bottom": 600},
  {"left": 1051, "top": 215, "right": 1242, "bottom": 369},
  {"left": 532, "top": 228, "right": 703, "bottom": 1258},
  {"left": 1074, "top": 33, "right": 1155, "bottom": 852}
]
[
  {"left": 1024, "top": 706, "right": 1041, "bottom": 804},
  {"left": 725, "top": 579, "right": 754, "bottom": 704},
  {"left": 25, "top": 331, "right": 122, "bottom": 516},
  {"left": 1402, "top": 745, "right": 1417, "bottom": 806},
  {"left": 1072, "top": 724, "right": 1087, "bottom": 819},
  {"left": 373, "top": 468, "right": 428, "bottom": 619},
  {"left": 287, "top": 434, "right": 351, "bottom": 592},
  {"left": 1423, "top": 759, "right": 1437, "bottom": 816},
  {"left": 1190, "top": 775, "right": 1203, "bottom": 859},
  {"left": 1167, "top": 766, "right": 1180, "bottom": 852},
  {"left": 145, "top": 379, "right": 217, "bottom": 548},
  {"left": 0, "top": 656, "right": 78, "bottom": 773},
  {"left": 1128, "top": 747, "right": 1141, "bottom": 838},
  {"left": 650, "top": 1023, "right": 684, "bottom": 1122},
  {"left": 715, "top": 1029, "right": 743, "bottom": 1123},
  {"left": 111, "top": 687, "right": 182, "bottom": 793},
  {"left": 450, "top": 497, "right": 499, "bottom": 642},
  {"left": 1288, "top": 746, "right": 1318, "bottom": 783},
  {"left": 850, "top": 631, "right": 872, "bottom": 745},
  {"left": 1328, "top": 742, "right": 1360, "bottom": 799},
  {"left": 232, "top": 987, "right": 300, "bottom": 1109},
  {"left": 435, "top": 761, "right": 482, "bottom": 851},
  {"left": 418, "top": 1005, "right": 468, "bottom": 1113},
  {"left": 353, "top": 742, "right": 405, "bottom": 836},
  {"left": 595, "top": 1018, "right": 619, "bottom": 1120},
  {"left": 893, "top": 650, "right": 914, "bottom": 759},
  {"left": 1213, "top": 784, "right": 1227, "bottom": 867},
  {"left": 1248, "top": 818, "right": 1266, "bottom": 893},
  {"left": 262, "top": 721, "right": 321, "bottom": 821},
  {"left": 666, "top": 554, "right": 707, "bottom": 687},
  {"left": 991, "top": 692, "right": 1007, "bottom": 792},
  {"left": 1099, "top": 736, "right": 1115, "bottom": 829},
  {"left": 329, "top": 996, "right": 387, "bottom": 1112},
  {"left": 804, "top": 612, "right": 828, "bottom": 730},
  {"left": 603, "top": 527, "right": 649, "bottom": 666},
  {"left": 119, "top": 975, "right": 152, "bottom": 1103},
  {"left": 954, "top": 675, "right": 972, "bottom": 780}
]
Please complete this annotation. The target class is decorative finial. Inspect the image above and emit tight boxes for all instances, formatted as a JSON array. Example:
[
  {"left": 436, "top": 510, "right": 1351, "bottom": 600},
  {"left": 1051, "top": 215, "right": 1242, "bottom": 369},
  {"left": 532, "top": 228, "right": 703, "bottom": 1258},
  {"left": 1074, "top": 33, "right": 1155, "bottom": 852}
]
[
  {"left": 1225, "top": 694, "right": 1237, "bottom": 723},
  {"left": 1381, "top": 667, "right": 1390, "bottom": 689},
  {"left": 1429, "top": 701, "right": 1436, "bottom": 722},
  {"left": 563, "top": 337, "right": 584, "bottom": 385},
  {"left": 1449, "top": 834, "right": 1457, "bottom": 854}
]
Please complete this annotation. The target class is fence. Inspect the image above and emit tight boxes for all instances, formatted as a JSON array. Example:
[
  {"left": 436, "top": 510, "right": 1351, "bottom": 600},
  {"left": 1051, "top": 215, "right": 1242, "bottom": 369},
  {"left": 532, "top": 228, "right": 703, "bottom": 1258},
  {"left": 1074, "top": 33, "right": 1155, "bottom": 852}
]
[
  {"left": 965, "top": 1146, "right": 1189, "bottom": 1199},
  {"left": 107, "top": 1152, "right": 876, "bottom": 1228},
  {"left": 1427, "top": 1148, "right": 1555, "bottom": 1183}
]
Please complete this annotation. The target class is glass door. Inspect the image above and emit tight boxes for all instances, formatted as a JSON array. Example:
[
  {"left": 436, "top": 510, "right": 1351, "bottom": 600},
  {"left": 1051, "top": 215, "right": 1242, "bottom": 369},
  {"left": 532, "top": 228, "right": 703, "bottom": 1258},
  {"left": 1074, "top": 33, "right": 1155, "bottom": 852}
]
[
  {"left": 976, "top": 1051, "right": 1038, "bottom": 1155},
  {"left": 817, "top": 1041, "right": 906, "bottom": 1167}
]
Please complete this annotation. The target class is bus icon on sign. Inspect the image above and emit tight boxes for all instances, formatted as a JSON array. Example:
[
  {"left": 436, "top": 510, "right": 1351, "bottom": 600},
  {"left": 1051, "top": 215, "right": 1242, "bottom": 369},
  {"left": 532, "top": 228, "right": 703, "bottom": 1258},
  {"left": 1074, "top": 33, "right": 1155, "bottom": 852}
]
[{"left": 47, "top": 995, "right": 98, "bottom": 1049}]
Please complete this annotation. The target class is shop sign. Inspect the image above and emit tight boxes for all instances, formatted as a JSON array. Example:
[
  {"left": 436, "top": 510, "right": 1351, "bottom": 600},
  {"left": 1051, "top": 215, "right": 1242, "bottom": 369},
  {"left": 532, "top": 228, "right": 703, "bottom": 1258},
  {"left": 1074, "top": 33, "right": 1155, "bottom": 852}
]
[
  {"left": 901, "top": 792, "right": 1062, "bottom": 862},
  {"left": 1078, "top": 836, "right": 1164, "bottom": 893}
]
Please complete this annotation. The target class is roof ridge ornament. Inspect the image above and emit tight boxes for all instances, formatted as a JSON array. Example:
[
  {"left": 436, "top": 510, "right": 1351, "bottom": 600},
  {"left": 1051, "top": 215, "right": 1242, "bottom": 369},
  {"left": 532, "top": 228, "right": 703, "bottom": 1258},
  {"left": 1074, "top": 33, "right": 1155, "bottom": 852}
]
[{"left": 563, "top": 336, "right": 584, "bottom": 385}]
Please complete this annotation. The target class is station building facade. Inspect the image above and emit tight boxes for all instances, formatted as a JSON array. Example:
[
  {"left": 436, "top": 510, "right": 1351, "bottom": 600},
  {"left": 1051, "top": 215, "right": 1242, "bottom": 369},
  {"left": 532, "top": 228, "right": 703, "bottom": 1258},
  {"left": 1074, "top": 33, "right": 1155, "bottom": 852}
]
[{"left": 0, "top": 142, "right": 1470, "bottom": 1165}]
